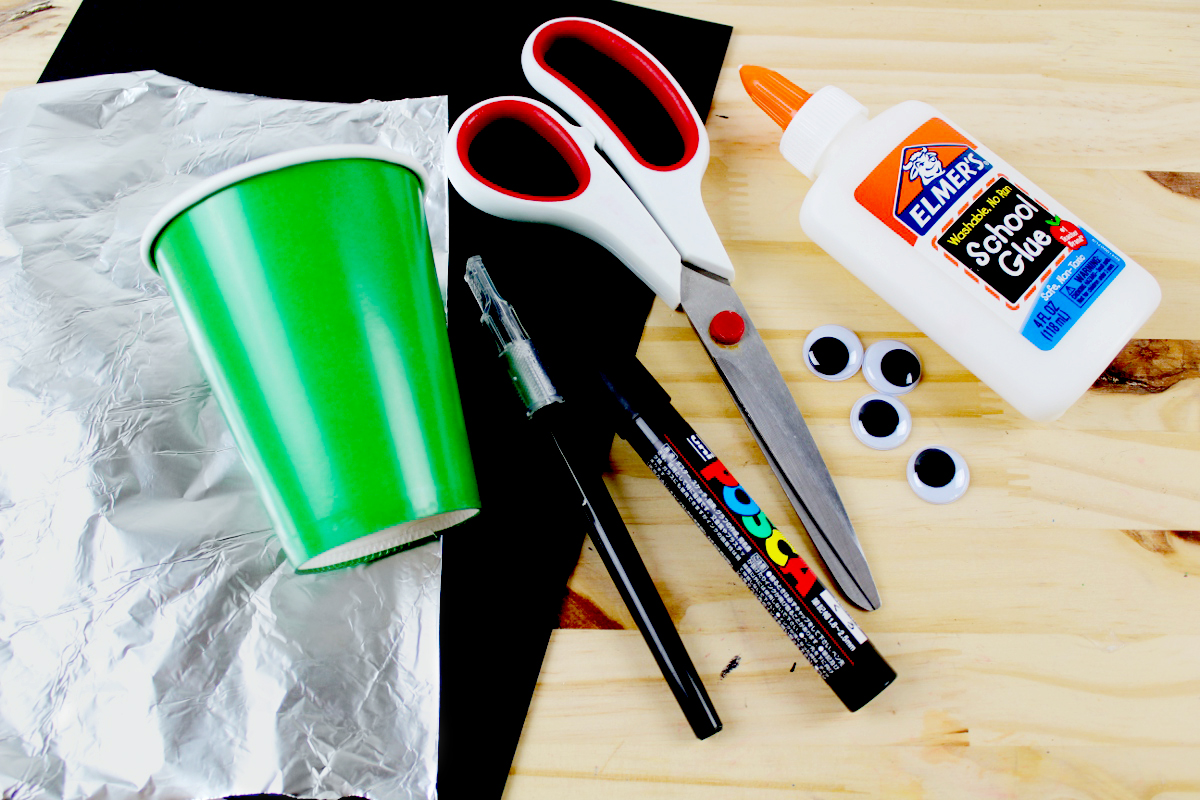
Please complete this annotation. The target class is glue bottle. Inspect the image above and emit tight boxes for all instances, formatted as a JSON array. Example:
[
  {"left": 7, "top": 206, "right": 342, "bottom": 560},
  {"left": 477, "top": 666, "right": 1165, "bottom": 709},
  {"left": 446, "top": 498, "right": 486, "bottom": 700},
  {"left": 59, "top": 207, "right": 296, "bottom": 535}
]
[{"left": 740, "top": 66, "right": 1160, "bottom": 421}]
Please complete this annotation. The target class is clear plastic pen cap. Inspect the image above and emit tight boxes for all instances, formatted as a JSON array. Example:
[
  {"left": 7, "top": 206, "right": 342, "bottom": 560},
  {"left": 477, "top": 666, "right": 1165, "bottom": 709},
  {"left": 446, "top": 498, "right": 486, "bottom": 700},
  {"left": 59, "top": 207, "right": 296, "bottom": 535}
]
[{"left": 464, "top": 255, "right": 562, "bottom": 416}]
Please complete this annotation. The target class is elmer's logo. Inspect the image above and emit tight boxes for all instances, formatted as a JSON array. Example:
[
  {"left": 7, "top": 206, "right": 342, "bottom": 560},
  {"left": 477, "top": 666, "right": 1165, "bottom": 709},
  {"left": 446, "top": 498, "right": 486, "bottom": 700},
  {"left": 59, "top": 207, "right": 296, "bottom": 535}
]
[{"left": 856, "top": 119, "right": 991, "bottom": 244}]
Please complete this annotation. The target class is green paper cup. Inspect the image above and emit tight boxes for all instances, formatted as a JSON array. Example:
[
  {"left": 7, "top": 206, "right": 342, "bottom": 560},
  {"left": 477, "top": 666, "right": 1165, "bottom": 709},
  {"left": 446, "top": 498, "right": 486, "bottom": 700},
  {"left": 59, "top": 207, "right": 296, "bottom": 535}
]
[{"left": 142, "top": 145, "right": 479, "bottom": 572}]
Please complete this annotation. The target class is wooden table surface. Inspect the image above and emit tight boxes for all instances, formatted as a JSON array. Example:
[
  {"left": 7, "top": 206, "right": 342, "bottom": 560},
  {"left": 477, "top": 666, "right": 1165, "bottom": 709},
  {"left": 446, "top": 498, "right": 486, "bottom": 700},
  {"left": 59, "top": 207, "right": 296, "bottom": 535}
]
[{"left": 5, "top": 1, "right": 1199, "bottom": 798}]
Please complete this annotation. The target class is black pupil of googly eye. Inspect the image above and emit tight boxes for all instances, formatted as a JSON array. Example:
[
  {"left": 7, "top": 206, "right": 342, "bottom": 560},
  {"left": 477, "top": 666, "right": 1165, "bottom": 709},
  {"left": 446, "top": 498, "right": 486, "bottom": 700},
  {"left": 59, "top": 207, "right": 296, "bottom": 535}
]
[
  {"left": 807, "top": 337, "right": 850, "bottom": 376},
  {"left": 859, "top": 399, "right": 900, "bottom": 437},
  {"left": 913, "top": 448, "right": 956, "bottom": 488},
  {"left": 880, "top": 349, "right": 921, "bottom": 389}
]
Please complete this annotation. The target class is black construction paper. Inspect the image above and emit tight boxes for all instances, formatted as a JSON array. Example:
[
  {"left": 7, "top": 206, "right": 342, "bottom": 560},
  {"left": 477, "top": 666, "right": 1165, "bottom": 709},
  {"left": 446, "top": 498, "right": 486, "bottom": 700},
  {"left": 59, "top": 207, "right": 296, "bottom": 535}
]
[{"left": 40, "top": 3, "right": 731, "bottom": 797}]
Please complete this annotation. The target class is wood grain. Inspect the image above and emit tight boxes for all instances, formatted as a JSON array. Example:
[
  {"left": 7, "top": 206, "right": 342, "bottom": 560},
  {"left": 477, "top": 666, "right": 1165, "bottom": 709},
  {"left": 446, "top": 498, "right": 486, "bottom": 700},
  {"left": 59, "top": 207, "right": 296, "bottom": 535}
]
[
  {"left": 0, "top": 0, "right": 76, "bottom": 96},
  {"left": 1148, "top": 172, "right": 1200, "bottom": 200},
  {"left": 1095, "top": 339, "right": 1200, "bottom": 393}
]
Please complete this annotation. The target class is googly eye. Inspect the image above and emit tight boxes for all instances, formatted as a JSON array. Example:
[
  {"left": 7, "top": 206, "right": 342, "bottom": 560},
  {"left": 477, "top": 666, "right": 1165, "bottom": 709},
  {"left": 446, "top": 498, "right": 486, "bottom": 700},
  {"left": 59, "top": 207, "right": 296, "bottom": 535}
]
[
  {"left": 850, "top": 393, "right": 911, "bottom": 450},
  {"left": 863, "top": 340, "right": 921, "bottom": 395},
  {"left": 803, "top": 325, "right": 863, "bottom": 381},
  {"left": 906, "top": 446, "right": 969, "bottom": 503}
]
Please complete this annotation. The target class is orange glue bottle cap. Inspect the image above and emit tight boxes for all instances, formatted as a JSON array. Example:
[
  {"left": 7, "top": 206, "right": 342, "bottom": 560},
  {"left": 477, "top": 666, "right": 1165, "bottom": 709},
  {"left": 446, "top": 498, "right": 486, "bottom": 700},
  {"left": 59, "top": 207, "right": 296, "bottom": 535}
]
[
  {"left": 740, "top": 65, "right": 868, "bottom": 180},
  {"left": 739, "top": 65, "right": 811, "bottom": 129}
]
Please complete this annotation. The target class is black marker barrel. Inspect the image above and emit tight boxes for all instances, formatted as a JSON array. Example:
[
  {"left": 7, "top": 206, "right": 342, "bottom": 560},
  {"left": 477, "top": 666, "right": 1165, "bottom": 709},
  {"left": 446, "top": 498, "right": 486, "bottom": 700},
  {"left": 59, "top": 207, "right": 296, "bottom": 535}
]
[
  {"left": 593, "top": 358, "right": 896, "bottom": 712},
  {"left": 465, "top": 255, "right": 720, "bottom": 739},
  {"left": 533, "top": 401, "right": 722, "bottom": 739}
]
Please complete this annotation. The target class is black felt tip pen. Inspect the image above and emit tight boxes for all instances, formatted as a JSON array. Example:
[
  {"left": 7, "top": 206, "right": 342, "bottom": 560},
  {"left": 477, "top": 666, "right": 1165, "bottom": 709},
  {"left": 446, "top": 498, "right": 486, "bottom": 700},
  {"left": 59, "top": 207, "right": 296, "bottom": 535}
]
[
  {"left": 465, "top": 256, "right": 721, "bottom": 740},
  {"left": 592, "top": 357, "right": 896, "bottom": 712}
]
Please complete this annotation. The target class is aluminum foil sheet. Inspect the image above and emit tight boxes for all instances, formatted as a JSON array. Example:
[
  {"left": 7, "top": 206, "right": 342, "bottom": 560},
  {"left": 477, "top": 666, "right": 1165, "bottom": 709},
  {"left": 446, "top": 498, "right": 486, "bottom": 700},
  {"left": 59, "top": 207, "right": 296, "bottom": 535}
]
[{"left": 0, "top": 71, "right": 448, "bottom": 800}]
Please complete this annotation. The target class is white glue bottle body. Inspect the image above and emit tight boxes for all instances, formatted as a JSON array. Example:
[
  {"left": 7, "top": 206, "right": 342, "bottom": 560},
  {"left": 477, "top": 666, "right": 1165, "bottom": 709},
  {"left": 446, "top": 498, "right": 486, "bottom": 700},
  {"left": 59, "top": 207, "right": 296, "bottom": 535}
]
[{"left": 741, "top": 66, "right": 1161, "bottom": 421}]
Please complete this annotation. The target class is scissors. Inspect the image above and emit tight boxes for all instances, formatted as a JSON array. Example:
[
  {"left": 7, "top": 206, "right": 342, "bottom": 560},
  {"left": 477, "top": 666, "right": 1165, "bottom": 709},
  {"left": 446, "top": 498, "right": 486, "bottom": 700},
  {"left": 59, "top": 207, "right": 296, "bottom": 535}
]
[{"left": 445, "top": 17, "right": 882, "bottom": 611}]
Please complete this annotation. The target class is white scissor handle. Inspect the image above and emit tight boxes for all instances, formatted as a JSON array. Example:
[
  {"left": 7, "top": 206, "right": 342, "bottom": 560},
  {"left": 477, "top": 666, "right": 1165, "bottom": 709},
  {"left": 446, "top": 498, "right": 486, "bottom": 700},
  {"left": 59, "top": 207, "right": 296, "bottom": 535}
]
[
  {"left": 446, "top": 96, "right": 685, "bottom": 309},
  {"left": 521, "top": 17, "right": 734, "bottom": 280}
]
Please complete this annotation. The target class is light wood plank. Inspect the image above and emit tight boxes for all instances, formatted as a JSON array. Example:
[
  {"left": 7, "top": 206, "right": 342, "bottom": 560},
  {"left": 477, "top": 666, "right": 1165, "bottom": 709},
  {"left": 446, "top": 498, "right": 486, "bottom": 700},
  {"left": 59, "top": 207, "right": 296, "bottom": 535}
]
[{"left": 513, "top": 1, "right": 1200, "bottom": 797}]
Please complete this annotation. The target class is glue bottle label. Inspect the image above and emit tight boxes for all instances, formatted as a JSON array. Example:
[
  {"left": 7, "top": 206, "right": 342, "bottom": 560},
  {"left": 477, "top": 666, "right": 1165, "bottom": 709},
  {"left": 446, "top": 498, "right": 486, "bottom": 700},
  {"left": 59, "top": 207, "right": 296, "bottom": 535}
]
[{"left": 854, "top": 119, "right": 1126, "bottom": 350}]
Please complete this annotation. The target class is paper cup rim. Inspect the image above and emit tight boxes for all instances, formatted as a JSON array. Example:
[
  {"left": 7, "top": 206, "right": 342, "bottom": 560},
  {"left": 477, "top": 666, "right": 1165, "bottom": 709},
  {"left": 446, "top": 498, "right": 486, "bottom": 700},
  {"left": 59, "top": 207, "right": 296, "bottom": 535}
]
[{"left": 140, "top": 144, "right": 431, "bottom": 272}]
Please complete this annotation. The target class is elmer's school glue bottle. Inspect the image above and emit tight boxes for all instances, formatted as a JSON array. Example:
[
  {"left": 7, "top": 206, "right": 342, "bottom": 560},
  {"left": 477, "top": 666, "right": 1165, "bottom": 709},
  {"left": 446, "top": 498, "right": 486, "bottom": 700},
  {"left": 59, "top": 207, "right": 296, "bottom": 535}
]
[{"left": 740, "top": 66, "right": 1161, "bottom": 421}]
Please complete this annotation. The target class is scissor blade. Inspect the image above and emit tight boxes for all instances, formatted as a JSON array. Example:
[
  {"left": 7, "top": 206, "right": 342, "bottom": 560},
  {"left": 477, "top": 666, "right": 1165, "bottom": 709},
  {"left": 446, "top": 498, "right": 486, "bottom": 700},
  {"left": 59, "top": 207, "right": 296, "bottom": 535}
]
[{"left": 678, "top": 267, "right": 881, "bottom": 611}]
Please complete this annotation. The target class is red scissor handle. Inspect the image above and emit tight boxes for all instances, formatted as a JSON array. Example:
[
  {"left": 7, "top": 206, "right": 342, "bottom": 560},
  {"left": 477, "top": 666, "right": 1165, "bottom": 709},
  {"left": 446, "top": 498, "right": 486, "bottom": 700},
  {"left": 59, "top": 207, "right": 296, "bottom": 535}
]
[
  {"left": 526, "top": 17, "right": 701, "bottom": 172},
  {"left": 453, "top": 98, "right": 592, "bottom": 202},
  {"left": 446, "top": 95, "right": 689, "bottom": 309}
]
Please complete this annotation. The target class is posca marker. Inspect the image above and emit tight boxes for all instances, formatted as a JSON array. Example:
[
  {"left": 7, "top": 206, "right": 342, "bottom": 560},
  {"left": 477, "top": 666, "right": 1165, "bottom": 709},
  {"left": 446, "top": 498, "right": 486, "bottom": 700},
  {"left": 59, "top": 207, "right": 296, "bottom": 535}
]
[
  {"left": 465, "top": 256, "right": 722, "bottom": 740},
  {"left": 740, "top": 65, "right": 1159, "bottom": 422},
  {"left": 592, "top": 358, "right": 895, "bottom": 711}
]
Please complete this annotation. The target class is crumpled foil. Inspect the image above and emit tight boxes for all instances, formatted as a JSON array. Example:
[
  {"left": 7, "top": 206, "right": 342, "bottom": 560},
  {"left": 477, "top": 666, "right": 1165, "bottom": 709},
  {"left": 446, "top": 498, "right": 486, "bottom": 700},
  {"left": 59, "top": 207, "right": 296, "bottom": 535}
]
[{"left": 0, "top": 71, "right": 448, "bottom": 800}]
